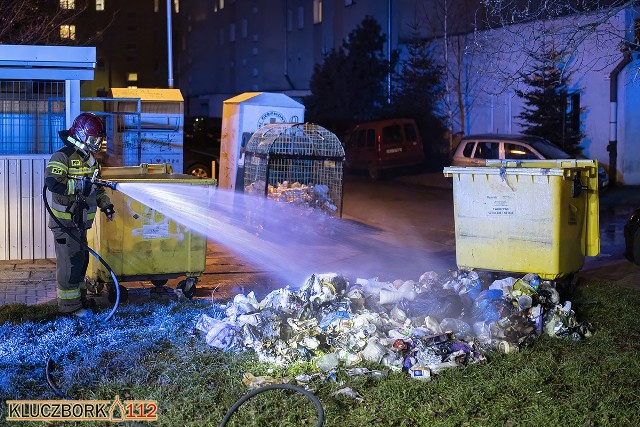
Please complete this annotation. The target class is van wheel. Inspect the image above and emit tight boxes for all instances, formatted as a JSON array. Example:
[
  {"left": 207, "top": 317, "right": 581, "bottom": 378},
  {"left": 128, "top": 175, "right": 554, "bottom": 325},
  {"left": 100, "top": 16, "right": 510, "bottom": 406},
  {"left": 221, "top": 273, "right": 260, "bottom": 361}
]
[
  {"left": 187, "top": 163, "right": 211, "bottom": 178},
  {"left": 368, "top": 165, "right": 380, "bottom": 181}
]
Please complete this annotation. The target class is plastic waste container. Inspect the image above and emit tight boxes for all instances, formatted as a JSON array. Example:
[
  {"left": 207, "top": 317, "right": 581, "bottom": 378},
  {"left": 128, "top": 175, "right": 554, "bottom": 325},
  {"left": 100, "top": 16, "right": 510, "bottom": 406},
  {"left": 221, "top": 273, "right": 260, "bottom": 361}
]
[
  {"left": 86, "top": 163, "right": 216, "bottom": 298},
  {"left": 443, "top": 159, "right": 600, "bottom": 280}
]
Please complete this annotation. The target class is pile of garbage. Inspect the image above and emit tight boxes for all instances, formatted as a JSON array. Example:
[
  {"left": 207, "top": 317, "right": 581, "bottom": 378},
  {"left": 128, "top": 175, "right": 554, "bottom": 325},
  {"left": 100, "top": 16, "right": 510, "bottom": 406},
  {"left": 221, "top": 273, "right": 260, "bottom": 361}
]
[
  {"left": 195, "top": 270, "right": 593, "bottom": 380},
  {"left": 245, "top": 180, "right": 338, "bottom": 214}
]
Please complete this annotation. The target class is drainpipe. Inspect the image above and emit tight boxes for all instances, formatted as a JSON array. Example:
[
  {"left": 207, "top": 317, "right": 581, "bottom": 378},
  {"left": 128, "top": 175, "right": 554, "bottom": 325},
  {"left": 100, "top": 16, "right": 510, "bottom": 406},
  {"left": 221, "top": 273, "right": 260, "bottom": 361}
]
[
  {"left": 608, "top": 52, "right": 631, "bottom": 186},
  {"left": 284, "top": 0, "right": 295, "bottom": 90}
]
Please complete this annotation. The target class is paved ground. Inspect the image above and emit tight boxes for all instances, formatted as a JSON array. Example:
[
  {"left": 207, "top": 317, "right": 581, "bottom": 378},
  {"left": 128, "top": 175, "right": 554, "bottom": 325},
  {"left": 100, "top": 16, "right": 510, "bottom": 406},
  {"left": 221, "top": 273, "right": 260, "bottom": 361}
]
[{"left": 1, "top": 172, "right": 639, "bottom": 309}]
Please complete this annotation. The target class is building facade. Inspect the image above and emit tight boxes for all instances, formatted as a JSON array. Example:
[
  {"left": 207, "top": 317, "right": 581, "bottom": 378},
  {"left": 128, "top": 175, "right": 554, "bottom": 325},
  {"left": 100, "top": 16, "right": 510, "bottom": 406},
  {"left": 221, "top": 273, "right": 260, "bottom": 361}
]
[
  {"left": 177, "top": 0, "right": 421, "bottom": 117},
  {"left": 47, "top": 0, "right": 640, "bottom": 184},
  {"left": 68, "top": 0, "right": 172, "bottom": 97}
]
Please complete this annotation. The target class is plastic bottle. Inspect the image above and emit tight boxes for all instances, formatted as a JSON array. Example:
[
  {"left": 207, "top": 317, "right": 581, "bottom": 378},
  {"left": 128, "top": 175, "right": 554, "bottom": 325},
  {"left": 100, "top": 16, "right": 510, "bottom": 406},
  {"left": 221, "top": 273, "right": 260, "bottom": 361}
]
[{"left": 439, "top": 318, "right": 472, "bottom": 339}]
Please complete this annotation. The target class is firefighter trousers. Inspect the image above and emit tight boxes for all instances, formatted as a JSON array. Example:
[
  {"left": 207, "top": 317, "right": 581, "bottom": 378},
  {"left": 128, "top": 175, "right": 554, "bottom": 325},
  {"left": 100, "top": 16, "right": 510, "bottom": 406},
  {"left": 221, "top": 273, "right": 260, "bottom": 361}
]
[{"left": 52, "top": 227, "right": 90, "bottom": 313}]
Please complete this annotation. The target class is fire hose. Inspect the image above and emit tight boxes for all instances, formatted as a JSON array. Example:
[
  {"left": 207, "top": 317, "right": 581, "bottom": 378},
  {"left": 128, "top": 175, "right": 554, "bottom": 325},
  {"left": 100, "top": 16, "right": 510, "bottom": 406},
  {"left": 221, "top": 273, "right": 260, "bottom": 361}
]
[
  {"left": 42, "top": 173, "right": 121, "bottom": 399},
  {"left": 219, "top": 384, "right": 325, "bottom": 427}
]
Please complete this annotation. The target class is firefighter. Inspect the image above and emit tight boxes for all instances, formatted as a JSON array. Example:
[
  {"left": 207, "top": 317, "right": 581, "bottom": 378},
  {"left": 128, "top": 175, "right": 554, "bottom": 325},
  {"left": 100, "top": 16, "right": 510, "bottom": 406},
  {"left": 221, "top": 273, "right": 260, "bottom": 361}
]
[{"left": 45, "top": 112, "right": 116, "bottom": 317}]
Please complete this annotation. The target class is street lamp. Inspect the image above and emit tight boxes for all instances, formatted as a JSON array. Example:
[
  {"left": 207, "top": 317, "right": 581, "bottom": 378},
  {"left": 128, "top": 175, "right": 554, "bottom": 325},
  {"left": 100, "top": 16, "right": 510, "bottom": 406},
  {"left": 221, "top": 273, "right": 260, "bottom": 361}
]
[{"left": 166, "top": 0, "right": 174, "bottom": 88}]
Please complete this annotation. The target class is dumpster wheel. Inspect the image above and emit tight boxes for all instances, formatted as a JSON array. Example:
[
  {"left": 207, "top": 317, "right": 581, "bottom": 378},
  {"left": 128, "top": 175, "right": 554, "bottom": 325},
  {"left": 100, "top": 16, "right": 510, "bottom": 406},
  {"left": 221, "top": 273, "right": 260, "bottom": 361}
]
[
  {"left": 108, "top": 283, "right": 129, "bottom": 304},
  {"left": 86, "top": 279, "right": 104, "bottom": 295},
  {"left": 151, "top": 279, "right": 169, "bottom": 287},
  {"left": 556, "top": 273, "right": 579, "bottom": 301},
  {"left": 177, "top": 278, "right": 198, "bottom": 299}
]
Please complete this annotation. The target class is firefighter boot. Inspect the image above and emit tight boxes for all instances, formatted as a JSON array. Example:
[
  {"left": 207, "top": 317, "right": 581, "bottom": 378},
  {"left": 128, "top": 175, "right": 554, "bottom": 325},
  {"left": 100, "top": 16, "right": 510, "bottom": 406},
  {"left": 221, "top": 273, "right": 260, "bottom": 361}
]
[{"left": 80, "top": 288, "right": 97, "bottom": 310}]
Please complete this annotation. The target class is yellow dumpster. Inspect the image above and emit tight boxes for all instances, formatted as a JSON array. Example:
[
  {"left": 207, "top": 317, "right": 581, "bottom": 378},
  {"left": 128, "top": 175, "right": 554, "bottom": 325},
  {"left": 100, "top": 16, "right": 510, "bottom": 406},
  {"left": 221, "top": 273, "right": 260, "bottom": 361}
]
[
  {"left": 443, "top": 159, "right": 600, "bottom": 280},
  {"left": 87, "top": 163, "right": 216, "bottom": 298}
]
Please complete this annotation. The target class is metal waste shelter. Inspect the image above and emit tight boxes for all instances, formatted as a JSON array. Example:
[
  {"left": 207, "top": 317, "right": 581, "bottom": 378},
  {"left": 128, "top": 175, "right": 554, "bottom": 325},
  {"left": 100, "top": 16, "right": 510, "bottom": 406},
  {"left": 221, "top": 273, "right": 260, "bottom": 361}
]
[{"left": 243, "top": 122, "right": 345, "bottom": 217}]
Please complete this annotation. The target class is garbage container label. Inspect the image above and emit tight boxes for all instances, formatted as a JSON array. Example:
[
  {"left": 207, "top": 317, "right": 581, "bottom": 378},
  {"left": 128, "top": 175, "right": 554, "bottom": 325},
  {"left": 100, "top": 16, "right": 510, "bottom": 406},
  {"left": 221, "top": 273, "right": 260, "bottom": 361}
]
[
  {"left": 486, "top": 195, "right": 515, "bottom": 217},
  {"left": 142, "top": 224, "right": 170, "bottom": 239}
]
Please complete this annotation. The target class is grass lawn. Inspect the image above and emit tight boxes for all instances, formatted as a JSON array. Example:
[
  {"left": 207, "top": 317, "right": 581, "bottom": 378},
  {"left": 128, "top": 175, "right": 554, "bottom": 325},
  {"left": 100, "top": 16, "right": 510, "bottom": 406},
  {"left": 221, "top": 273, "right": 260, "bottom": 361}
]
[{"left": 1, "top": 278, "right": 639, "bottom": 427}]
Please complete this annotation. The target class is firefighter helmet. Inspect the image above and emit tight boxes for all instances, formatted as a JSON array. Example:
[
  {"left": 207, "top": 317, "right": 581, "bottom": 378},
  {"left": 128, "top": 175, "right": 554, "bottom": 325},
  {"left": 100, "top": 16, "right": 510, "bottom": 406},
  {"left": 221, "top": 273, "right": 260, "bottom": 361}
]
[{"left": 68, "top": 112, "right": 106, "bottom": 154}]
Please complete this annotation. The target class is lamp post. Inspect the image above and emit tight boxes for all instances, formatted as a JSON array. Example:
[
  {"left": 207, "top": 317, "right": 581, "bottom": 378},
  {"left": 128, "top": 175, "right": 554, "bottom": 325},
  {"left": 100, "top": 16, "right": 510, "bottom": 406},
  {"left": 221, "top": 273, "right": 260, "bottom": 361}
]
[{"left": 166, "top": 0, "right": 174, "bottom": 88}]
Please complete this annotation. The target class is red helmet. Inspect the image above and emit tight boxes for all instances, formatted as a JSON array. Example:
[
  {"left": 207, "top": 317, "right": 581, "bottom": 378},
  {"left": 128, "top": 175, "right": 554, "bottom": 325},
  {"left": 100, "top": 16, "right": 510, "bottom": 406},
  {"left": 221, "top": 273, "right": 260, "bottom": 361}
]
[{"left": 69, "top": 112, "right": 106, "bottom": 154}]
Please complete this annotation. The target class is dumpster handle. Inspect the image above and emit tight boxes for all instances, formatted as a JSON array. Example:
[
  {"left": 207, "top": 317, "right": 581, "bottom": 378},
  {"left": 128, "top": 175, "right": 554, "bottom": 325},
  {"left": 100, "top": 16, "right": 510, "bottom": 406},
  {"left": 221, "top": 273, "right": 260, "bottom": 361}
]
[
  {"left": 499, "top": 164, "right": 516, "bottom": 192},
  {"left": 571, "top": 173, "right": 588, "bottom": 197}
]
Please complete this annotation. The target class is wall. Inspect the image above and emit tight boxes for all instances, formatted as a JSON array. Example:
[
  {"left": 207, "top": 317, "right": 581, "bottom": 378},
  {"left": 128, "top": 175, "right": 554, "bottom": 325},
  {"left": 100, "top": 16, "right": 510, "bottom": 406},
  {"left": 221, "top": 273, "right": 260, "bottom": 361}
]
[{"left": 438, "top": 8, "right": 640, "bottom": 184}]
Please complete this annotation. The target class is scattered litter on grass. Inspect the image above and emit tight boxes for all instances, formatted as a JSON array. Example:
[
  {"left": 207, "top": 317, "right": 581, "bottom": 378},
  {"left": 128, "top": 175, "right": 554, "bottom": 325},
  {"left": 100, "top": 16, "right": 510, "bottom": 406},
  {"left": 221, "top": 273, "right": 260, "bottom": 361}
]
[
  {"left": 0, "top": 269, "right": 594, "bottom": 404},
  {"left": 331, "top": 386, "right": 364, "bottom": 403},
  {"left": 196, "top": 270, "right": 594, "bottom": 383}
]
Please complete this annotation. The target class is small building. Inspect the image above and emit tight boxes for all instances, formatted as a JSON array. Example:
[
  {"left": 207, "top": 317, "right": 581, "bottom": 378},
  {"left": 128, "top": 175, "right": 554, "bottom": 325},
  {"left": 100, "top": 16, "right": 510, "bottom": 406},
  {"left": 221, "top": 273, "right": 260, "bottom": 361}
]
[{"left": 0, "top": 45, "right": 96, "bottom": 260}]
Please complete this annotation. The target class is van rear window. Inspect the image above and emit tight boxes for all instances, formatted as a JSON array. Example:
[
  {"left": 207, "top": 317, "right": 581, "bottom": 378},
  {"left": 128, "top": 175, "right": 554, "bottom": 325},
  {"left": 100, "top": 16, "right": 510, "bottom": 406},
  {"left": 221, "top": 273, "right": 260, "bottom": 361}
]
[
  {"left": 381, "top": 125, "right": 402, "bottom": 145},
  {"left": 366, "top": 129, "right": 375, "bottom": 148},
  {"left": 404, "top": 123, "right": 417, "bottom": 142}
]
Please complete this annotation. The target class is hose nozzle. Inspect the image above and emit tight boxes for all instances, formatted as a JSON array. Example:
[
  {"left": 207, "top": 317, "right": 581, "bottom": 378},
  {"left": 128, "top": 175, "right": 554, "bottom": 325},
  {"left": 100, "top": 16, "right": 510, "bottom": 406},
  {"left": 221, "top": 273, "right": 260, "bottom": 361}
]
[{"left": 69, "top": 174, "right": 118, "bottom": 191}]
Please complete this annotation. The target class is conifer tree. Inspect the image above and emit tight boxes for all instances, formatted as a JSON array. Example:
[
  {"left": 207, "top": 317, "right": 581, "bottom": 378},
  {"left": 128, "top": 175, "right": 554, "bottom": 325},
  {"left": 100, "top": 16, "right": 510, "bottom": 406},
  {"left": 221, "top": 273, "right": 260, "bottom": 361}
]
[
  {"left": 305, "top": 16, "right": 396, "bottom": 135},
  {"left": 515, "top": 47, "right": 584, "bottom": 156},
  {"left": 389, "top": 37, "right": 446, "bottom": 166}
]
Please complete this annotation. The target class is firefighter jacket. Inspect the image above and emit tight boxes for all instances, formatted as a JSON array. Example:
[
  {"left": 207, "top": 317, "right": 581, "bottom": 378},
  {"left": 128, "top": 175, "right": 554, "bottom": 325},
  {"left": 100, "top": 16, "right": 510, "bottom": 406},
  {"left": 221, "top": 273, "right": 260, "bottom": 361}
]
[{"left": 45, "top": 132, "right": 112, "bottom": 230}]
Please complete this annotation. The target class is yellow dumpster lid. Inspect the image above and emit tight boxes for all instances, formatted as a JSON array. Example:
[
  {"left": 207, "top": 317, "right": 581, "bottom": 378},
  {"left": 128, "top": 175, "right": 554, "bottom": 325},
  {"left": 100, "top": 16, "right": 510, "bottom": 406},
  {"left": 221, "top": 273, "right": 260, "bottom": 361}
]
[{"left": 109, "top": 88, "right": 184, "bottom": 102}]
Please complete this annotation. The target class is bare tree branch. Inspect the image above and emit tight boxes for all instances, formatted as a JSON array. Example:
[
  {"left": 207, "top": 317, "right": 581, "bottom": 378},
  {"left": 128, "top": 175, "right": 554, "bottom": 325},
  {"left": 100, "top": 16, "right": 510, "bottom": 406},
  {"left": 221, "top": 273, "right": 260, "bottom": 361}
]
[{"left": 0, "top": 0, "right": 92, "bottom": 45}]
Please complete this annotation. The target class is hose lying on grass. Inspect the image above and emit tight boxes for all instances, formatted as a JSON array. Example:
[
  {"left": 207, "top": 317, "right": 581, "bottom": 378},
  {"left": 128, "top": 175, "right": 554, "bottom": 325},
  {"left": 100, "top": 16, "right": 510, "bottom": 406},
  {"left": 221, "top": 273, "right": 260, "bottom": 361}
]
[
  {"left": 219, "top": 383, "right": 325, "bottom": 427},
  {"left": 42, "top": 185, "right": 122, "bottom": 399}
]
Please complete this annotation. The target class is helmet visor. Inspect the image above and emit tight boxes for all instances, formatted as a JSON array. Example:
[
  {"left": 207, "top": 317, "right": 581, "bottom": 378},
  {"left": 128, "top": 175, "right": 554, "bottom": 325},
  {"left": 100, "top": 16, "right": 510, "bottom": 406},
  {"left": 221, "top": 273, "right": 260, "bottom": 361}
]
[{"left": 85, "top": 135, "right": 106, "bottom": 153}]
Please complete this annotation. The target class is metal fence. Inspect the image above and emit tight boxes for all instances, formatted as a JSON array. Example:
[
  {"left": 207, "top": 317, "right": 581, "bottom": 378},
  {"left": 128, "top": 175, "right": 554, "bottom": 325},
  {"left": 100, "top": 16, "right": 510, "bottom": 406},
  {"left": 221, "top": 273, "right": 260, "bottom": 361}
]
[
  {"left": 0, "top": 80, "right": 66, "bottom": 154},
  {"left": 0, "top": 80, "right": 67, "bottom": 260}
]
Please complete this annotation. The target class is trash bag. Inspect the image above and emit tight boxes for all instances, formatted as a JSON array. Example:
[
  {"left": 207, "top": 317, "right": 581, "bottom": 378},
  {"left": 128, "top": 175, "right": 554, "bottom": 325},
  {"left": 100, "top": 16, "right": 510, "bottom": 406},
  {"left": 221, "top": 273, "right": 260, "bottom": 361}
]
[
  {"left": 410, "top": 292, "right": 463, "bottom": 319},
  {"left": 471, "top": 289, "right": 506, "bottom": 323}
]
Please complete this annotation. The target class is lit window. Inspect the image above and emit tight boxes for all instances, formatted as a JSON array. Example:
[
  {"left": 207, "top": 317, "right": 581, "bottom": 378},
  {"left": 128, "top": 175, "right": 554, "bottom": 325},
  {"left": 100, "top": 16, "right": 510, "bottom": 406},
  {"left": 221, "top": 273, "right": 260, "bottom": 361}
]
[
  {"left": 154, "top": 0, "right": 159, "bottom": 12},
  {"left": 95, "top": 0, "right": 104, "bottom": 11},
  {"left": 60, "top": 0, "right": 75, "bottom": 9},
  {"left": 313, "top": 0, "right": 322, "bottom": 24},
  {"left": 297, "top": 6, "right": 304, "bottom": 29},
  {"left": 219, "top": 0, "right": 224, "bottom": 10},
  {"left": 174, "top": 0, "right": 179, "bottom": 13},
  {"left": 127, "top": 73, "right": 138, "bottom": 82},
  {"left": 60, "top": 25, "right": 76, "bottom": 40}
]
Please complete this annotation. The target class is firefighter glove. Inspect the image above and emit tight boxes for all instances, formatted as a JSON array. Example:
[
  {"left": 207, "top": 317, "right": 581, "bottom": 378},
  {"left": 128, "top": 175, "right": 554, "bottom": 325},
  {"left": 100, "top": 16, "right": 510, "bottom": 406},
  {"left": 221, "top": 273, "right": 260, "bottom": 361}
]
[{"left": 102, "top": 204, "right": 115, "bottom": 222}]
